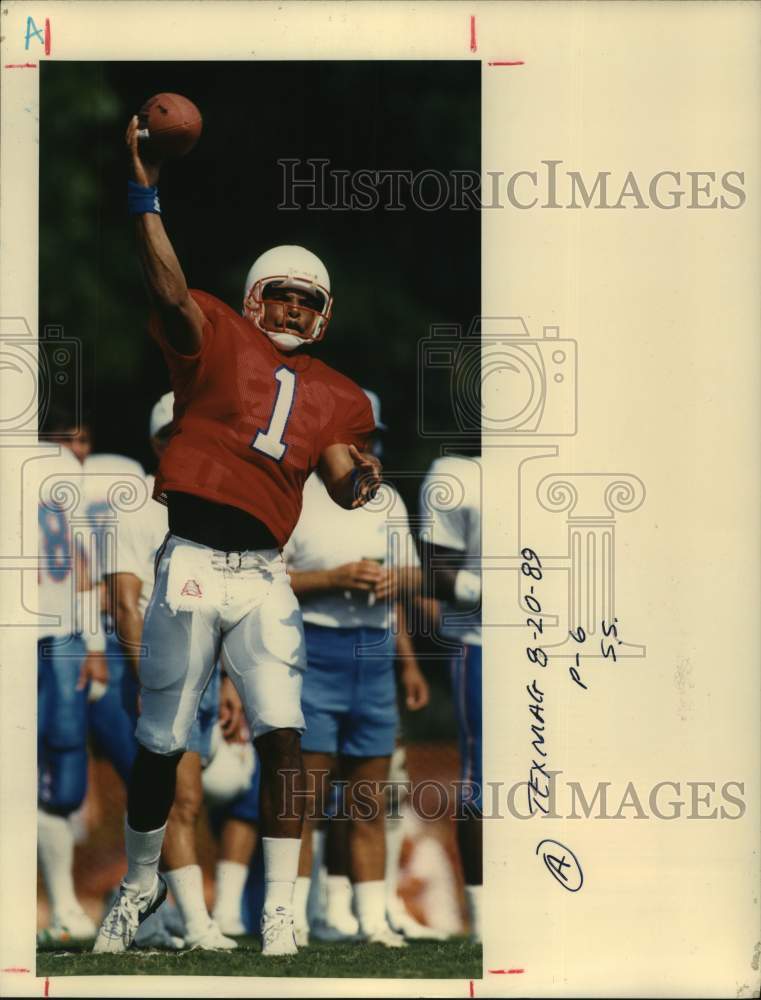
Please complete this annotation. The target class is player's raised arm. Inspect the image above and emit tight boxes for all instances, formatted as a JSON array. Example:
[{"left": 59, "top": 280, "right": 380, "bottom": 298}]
[{"left": 126, "top": 115, "right": 205, "bottom": 355}]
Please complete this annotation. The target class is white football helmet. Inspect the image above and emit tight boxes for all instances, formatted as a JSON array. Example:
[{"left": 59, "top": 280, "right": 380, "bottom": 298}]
[
  {"left": 201, "top": 723, "right": 256, "bottom": 810},
  {"left": 243, "top": 245, "right": 333, "bottom": 351}
]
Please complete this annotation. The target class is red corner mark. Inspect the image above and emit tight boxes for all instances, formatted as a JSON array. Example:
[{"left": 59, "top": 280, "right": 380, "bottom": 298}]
[
  {"left": 488, "top": 60, "right": 525, "bottom": 66},
  {"left": 44, "top": 18, "right": 51, "bottom": 56},
  {"left": 469, "top": 980, "right": 475, "bottom": 998},
  {"left": 489, "top": 968, "right": 526, "bottom": 974},
  {"left": 1, "top": 967, "right": 30, "bottom": 973},
  {"left": 5, "top": 62, "right": 37, "bottom": 68},
  {"left": 469, "top": 15, "right": 477, "bottom": 52},
  {"left": 44, "top": 976, "right": 50, "bottom": 996}
]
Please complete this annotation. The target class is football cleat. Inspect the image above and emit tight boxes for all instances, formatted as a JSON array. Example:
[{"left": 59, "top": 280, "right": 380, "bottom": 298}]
[
  {"left": 294, "top": 921, "right": 309, "bottom": 948},
  {"left": 212, "top": 911, "right": 247, "bottom": 937},
  {"left": 92, "top": 875, "right": 167, "bottom": 954},
  {"left": 362, "top": 922, "right": 408, "bottom": 948},
  {"left": 37, "top": 908, "right": 97, "bottom": 944},
  {"left": 185, "top": 919, "right": 238, "bottom": 951},
  {"left": 310, "top": 913, "right": 360, "bottom": 943},
  {"left": 387, "top": 902, "right": 449, "bottom": 941},
  {"left": 260, "top": 905, "right": 298, "bottom": 956}
]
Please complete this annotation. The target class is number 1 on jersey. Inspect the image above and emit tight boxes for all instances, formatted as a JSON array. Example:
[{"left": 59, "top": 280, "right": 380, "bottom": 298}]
[{"left": 251, "top": 366, "right": 297, "bottom": 461}]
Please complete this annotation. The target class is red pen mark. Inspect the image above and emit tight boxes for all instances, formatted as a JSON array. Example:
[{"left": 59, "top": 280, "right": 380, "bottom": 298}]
[
  {"left": 44, "top": 18, "right": 51, "bottom": 55},
  {"left": 44, "top": 976, "right": 50, "bottom": 996},
  {"left": 469, "top": 980, "right": 475, "bottom": 997},
  {"left": 5, "top": 62, "right": 37, "bottom": 68},
  {"left": 1, "top": 967, "right": 30, "bottom": 973},
  {"left": 489, "top": 968, "right": 526, "bottom": 974},
  {"left": 488, "top": 60, "right": 525, "bottom": 66},
  {"left": 469, "top": 15, "right": 477, "bottom": 52}
]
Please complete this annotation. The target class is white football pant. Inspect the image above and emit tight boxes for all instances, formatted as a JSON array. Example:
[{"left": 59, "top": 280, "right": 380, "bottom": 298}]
[{"left": 136, "top": 534, "right": 306, "bottom": 755}]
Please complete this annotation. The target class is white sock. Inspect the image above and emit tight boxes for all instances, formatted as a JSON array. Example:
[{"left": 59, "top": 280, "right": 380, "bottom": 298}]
[
  {"left": 38, "top": 809, "right": 80, "bottom": 916},
  {"left": 124, "top": 822, "right": 166, "bottom": 895},
  {"left": 354, "top": 879, "right": 386, "bottom": 935},
  {"left": 384, "top": 814, "right": 404, "bottom": 908},
  {"left": 465, "top": 884, "right": 482, "bottom": 941},
  {"left": 213, "top": 860, "right": 248, "bottom": 921},
  {"left": 164, "top": 865, "right": 210, "bottom": 941},
  {"left": 293, "top": 876, "right": 310, "bottom": 929},
  {"left": 325, "top": 874, "right": 354, "bottom": 925},
  {"left": 262, "top": 837, "right": 301, "bottom": 913}
]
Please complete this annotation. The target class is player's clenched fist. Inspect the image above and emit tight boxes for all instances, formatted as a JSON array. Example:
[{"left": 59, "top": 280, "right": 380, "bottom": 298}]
[{"left": 348, "top": 444, "right": 382, "bottom": 508}]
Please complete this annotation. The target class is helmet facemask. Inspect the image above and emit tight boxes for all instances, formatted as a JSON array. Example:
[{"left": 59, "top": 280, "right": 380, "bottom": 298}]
[{"left": 243, "top": 275, "right": 333, "bottom": 352}]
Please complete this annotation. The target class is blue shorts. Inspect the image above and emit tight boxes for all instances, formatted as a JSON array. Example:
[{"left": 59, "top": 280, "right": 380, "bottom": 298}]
[
  {"left": 451, "top": 642, "right": 482, "bottom": 813},
  {"left": 38, "top": 634, "right": 89, "bottom": 815},
  {"left": 301, "top": 623, "right": 398, "bottom": 758}
]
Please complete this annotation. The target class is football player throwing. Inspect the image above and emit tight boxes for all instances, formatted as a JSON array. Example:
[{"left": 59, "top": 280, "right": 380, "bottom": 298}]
[{"left": 94, "top": 114, "right": 381, "bottom": 957}]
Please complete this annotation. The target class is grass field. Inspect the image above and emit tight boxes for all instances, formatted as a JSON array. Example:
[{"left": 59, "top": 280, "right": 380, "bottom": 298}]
[{"left": 37, "top": 937, "right": 482, "bottom": 979}]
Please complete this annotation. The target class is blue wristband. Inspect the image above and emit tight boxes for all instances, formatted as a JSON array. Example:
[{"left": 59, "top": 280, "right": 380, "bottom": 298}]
[{"left": 128, "top": 180, "right": 161, "bottom": 215}]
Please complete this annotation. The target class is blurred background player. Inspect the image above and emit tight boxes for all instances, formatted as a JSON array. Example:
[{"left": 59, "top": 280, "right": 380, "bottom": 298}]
[
  {"left": 80, "top": 448, "right": 145, "bottom": 790},
  {"left": 382, "top": 743, "right": 449, "bottom": 941},
  {"left": 37, "top": 409, "right": 106, "bottom": 942},
  {"left": 106, "top": 391, "right": 240, "bottom": 950},
  {"left": 283, "top": 390, "right": 427, "bottom": 947},
  {"left": 42, "top": 409, "right": 93, "bottom": 465},
  {"left": 419, "top": 454, "right": 482, "bottom": 941},
  {"left": 203, "top": 722, "right": 261, "bottom": 936}
]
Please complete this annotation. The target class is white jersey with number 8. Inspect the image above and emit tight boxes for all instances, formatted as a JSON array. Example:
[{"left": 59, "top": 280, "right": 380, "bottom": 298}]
[{"left": 419, "top": 455, "right": 481, "bottom": 647}]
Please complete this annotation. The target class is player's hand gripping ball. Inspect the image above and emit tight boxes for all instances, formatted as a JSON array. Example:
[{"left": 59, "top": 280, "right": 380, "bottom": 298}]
[{"left": 138, "top": 92, "right": 202, "bottom": 161}]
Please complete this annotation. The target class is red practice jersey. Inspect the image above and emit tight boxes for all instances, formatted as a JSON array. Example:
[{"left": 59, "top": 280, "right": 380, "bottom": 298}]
[{"left": 149, "top": 290, "right": 375, "bottom": 547}]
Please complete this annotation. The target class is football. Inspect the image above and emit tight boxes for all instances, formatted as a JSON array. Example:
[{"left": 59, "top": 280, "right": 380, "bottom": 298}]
[{"left": 138, "top": 92, "right": 202, "bottom": 161}]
